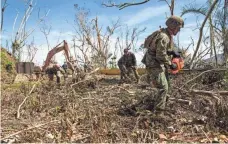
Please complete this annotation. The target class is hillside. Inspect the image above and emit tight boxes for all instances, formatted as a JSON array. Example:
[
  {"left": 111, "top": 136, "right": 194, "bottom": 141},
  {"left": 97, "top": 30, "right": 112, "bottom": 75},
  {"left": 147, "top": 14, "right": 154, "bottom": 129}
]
[{"left": 1, "top": 48, "right": 17, "bottom": 84}]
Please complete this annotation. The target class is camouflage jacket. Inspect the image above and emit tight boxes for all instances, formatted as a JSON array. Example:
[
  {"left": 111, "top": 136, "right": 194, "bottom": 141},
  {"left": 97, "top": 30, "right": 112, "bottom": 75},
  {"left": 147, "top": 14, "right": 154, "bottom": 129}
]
[
  {"left": 46, "top": 64, "right": 65, "bottom": 74},
  {"left": 118, "top": 52, "right": 136, "bottom": 67},
  {"left": 142, "top": 28, "right": 173, "bottom": 68}
]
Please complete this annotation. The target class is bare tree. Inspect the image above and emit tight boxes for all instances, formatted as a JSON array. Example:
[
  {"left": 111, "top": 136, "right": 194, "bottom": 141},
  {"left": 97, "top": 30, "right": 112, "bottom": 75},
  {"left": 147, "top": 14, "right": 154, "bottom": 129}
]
[
  {"left": 26, "top": 38, "right": 38, "bottom": 62},
  {"left": 160, "top": 0, "right": 175, "bottom": 15},
  {"left": 71, "top": 8, "right": 92, "bottom": 66},
  {"left": 115, "top": 25, "right": 146, "bottom": 54},
  {"left": 223, "top": 0, "right": 228, "bottom": 66},
  {"left": 107, "top": 26, "right": 146, "bottom": 68},
  {"left": 40, "top": 24, "right": 51, "bottom": 50},
  {"left": 73, "top": 6, "right": 121, "bottom": 68},
  {"left": 188, "top": 0, "right": 219, "bottom": 69},
  {"left": 89, "top": 17, "right": 121, "bottom": 68},
  {"left": 1, "top": 0, "right": 9, "bottom": 32},
  {"left": 102, "top": 0, "right": 175, "bottom": 15},
  {"left": 11, "top": 0, "right": 50, "bottom": 61},
  {"left": 102, "top": 0, "right": 150, "bottom": 10},
  {"left": 181, "top": 0, "right": 219, "bottom": 66},
  {"left": 39, "top": 9, "right": 51, "bottom": 51}
]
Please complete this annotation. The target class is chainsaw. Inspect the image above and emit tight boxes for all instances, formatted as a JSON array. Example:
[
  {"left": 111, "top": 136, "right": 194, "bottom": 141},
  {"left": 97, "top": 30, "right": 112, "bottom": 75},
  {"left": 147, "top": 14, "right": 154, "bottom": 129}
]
[
  {"left": 169, "top": 52, "right": 184, "bottom": 74},
  {"left": 170, "top": 57, "right": 184, "bottom": 74}
]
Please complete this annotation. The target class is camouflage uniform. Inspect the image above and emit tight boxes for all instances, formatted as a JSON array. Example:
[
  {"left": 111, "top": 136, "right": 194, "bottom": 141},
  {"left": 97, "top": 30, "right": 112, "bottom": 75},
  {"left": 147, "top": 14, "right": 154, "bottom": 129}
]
[
  {"left": 142, "top": 16, "right": 184, "bottom": 110},
  {"left": 34, "top": 66, "right": 42, "bottom": 80},
  {"left": 46, "top": 64, "right": 66, "bottom": 83},
  {"left": 118, "top": 50, "right": 139, "bottom": 82}
]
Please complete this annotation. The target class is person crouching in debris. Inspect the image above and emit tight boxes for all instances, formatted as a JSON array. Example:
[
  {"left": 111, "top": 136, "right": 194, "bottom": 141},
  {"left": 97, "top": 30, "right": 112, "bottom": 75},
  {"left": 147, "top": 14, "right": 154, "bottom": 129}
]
[
  {"left": 118, "top": 48, "right": 139, "bottom": 83},
  {"left": 142, "top": 15, "right": 184, "bottom": 111},
  {"left": 34, "top": 66, "right": 42, "bottom": 80},
  {"left": 45, "top": 61, "right": 66, "bottom": 83}
]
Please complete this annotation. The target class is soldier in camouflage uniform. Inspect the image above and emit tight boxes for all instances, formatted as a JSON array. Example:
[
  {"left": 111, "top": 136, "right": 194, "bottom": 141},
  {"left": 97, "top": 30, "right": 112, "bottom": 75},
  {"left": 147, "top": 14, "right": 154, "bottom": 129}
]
[
  {"left": 45, "top": 61, "right": 66, "bottom": 83},
  {"left": 141, "top": 16, "right": 184, "bottom": 110},
  {"left": 118, "top": 48, "right": 139, "bottom": 83}
]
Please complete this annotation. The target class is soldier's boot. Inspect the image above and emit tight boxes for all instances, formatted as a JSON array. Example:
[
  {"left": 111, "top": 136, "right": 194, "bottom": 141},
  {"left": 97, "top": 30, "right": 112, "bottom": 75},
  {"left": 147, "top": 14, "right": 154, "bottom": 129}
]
[{"left": 154, "top": 89, "right": 168, "bottom": 116}]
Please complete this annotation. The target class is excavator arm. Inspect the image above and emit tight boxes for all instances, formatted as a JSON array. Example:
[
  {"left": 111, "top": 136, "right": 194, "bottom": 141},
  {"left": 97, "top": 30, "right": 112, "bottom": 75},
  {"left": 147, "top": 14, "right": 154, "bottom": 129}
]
[{"left": 42, "top": 40, "right": 75, "bottom": 72}]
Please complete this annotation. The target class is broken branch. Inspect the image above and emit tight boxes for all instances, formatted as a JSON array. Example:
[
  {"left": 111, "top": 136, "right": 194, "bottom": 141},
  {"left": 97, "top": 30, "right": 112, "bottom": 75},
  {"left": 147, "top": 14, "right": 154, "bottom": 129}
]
[
  {"left": 16, "top": 84, "right": 36, "bottom": 119},
  {"left": 191, "top": 89, "right": 228, "bottom": 96},
  {"left": 1, "top": 120, "right": 59, "bottom": 141},
  {"left": 102, "top": 0, "right": 150, "bottom": 10}
]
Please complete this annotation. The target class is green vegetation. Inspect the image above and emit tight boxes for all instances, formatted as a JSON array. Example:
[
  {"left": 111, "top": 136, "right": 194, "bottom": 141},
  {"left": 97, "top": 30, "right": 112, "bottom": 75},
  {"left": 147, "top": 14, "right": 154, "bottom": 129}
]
[
  {"left": 1, "top": 48, "right": 17, "bottom": 84},
  {"left": 1, "top": 48, "right": 16, "bottom": 71}
]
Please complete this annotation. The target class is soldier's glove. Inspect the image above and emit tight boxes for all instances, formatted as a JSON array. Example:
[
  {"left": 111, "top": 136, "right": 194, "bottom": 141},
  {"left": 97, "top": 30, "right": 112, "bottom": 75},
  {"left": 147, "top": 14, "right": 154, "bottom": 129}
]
[
  {"left": 169, "top": 63, "right": 177, "bottom": 70},
  {"left": 167, "top": 51, "right": 180, "bottom": 58}
]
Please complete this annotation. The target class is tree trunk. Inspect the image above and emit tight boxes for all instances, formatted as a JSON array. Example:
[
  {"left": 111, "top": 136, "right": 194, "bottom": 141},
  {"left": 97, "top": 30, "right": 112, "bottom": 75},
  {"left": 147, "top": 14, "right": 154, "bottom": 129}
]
[
  {"left": 223, "top": 0, "right": 228, "bottom": 66},
  {"left": 209, "top": 15, "right": 217, "bottom": 66},
  {"left": 189, "top": 0, "right": 219, "bottom": 69}
]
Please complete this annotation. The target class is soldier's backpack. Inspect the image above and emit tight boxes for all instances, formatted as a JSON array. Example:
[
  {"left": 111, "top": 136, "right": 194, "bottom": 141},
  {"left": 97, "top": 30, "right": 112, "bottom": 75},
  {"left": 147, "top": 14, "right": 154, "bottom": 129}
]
[
  {"left": 143, "top": 30, "right": 161, "bottom": 49},
  {"left": 141, "top": 30, "right": 162, "bottom": 65}
]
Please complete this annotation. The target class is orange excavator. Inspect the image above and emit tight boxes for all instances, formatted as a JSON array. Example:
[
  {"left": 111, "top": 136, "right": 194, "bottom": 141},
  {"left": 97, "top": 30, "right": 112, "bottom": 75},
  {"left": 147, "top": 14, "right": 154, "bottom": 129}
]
[{"left": 34, "top": 40, "right": 75, "bottom": 80}]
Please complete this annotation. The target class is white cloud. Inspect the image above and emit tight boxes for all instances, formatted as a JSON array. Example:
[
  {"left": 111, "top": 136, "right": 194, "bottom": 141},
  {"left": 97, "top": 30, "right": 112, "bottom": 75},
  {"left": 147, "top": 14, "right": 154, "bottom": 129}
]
[{"left": 124, "top": 5, "right": 169, "bottom": 26}]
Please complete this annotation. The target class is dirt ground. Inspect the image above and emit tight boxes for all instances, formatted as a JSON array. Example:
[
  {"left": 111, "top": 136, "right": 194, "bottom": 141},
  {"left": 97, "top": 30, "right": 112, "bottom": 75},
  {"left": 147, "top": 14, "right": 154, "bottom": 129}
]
[{"left": 1, "top": 71, "right": 228, "bottom": 143}]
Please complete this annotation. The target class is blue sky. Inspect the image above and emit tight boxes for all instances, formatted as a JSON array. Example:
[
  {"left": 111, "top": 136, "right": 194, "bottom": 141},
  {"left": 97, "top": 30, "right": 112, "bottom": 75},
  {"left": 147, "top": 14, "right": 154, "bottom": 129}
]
[{"left": 1, "top": 0, "right": 209, "bottom": 66}]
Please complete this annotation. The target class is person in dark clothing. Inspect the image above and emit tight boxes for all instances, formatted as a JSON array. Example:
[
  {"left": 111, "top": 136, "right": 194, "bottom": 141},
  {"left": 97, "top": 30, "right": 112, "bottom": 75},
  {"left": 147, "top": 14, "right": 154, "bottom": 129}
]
[{"left": 118, "top": 48, "right": 139, "bottom": 83}]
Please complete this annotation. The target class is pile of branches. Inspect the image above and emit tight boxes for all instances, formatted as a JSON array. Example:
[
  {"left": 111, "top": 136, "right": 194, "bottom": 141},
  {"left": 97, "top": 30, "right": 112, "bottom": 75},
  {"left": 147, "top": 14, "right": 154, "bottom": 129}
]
[{"left": 1, "top": 69, "right": 228, "bottom": 143}]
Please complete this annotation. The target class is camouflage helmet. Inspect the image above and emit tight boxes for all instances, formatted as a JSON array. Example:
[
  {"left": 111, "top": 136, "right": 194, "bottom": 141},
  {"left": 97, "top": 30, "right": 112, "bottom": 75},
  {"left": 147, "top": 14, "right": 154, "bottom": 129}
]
[{"left": 166, "top": 16, "right": 184, "bottom": 29}]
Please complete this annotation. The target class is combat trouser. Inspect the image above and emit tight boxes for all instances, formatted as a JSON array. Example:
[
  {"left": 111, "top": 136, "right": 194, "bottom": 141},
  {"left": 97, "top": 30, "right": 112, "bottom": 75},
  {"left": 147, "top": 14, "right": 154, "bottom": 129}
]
[
  {"left": 119, "top": 65, "right": 131, "bottom": 82},
  {"left": 126, "top": 66, "right": 139, "bottom": 83},
  {"left": 56, "top": 71, "right": 61, "bottom": 83},
  {"left": 146, "top": 67, "right": 169, "bottom": 110},
  {"left": 47, "top": 70, "right": 61, "bottom": 83}
]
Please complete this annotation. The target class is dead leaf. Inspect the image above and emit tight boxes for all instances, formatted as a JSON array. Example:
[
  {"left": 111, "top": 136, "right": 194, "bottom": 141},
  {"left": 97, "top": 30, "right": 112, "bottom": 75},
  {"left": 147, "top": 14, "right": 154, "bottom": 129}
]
[
  {"left": 131, "top": 132, "right": 137, "bottom": 137},
  {"left": 45, "top": 133, "right": 54, "bottom": 139},
  {"left": 170, "top": 135, "right": 177, "bottom": 140},
  {"left": 200, "top": 138, "right": 208, "bottom": 143},
  {"left": 219, "top": 135, "right": 227, "bottom": 140},
  {"left": 159, "top": 134, "right": 167, "bottom": 140}
]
